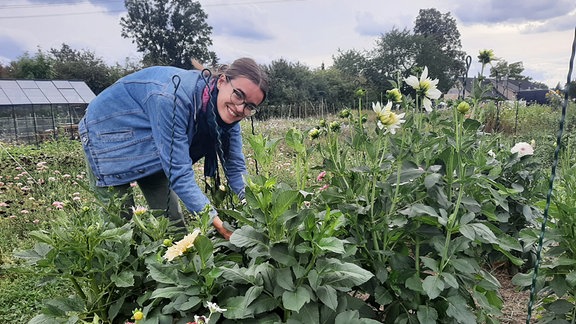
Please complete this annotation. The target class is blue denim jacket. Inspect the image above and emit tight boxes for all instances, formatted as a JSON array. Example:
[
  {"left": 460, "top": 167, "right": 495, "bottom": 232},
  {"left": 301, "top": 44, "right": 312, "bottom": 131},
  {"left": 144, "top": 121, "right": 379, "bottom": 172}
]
[{"left": 78, "top": 66, "right": 247, "bottom": 214}]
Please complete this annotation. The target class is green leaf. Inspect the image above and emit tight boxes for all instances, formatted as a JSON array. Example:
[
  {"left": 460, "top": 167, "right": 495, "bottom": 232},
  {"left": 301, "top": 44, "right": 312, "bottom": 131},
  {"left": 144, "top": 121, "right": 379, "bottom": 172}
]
[
  {"left": 221, "top": 265, "right": 258, "bottom": 285},
  {"left": 317, "top": 237, "right": 346, "bottom": 254},
  {"left": 230, "top": 225, "right": 268, "bottom": 248},
  {"left": 417, "top": 305, "right": 438, "bottom": 324},
  {"left": 282, "top": 286, "right": 310, "bottom": 311},
  {"left": 420, "top": 257, "right": 439, "bottom": 272},
  {"left": 150, "top": 286, "right": 187, "bottom": 299},
  {"left": 566, "top": 271, "right": 576, "bottom": 286},
  {"left": 276, "top": 267, "right": 295, "bottom": 291},
  {"left": 441, "top": 272, "right": 459, "bottom": 289},
  {"left": 318, "top": 258, "right": 374, "bottom": 288},
  {"left": 511, "top": 271, "right": 534, "bottom": 287},
  {"left": 446, "top": 295, "right": 476, "bottom": 323},
  {"left": 548, "top": 299, "right": 574, "bottom": 315},
  {"left": 221, "top": 296, "right": 252, "bottom": 319},
  {"left": 451, "top": 258, "right": 478, "bottom": 273},
  {"left": 147, "top": 263, "right": 178, "bottom": 285},
  {"left": 14, "top": 242, "right": 52, "bottom": 264},
  {"left": 317, "top": 285, "right": 338, "bottom": 310},
  {"left": 424, "top": 173, "right": 442, "bottom": 189},
  {"left": 28, "top": 230, "right": 53, "bottom": 244},
  {"left": 270, "top": 243, "right": 297, "bottom": 266},
  {"left": 422, "top": 274, "right": 444, "bottom": 300},
  {"left": 271, "top": 190, "right": 300, "bottom": 218},
  {"left": 193, "top": 235, "right": 213, "bottom": 266},
  {"left": 459, "top": 223, "right": 498, "bottom": 244},
  {"left": 374, "top": 285, "right": 393, "bottom": 306},
  {"left": 245, "top": 285, "right": 264, "bottom": 307},
  {"left": 405, "top": 273, "right": 423, "bottom": 293},
  {"left": 178, "top": 296, "right": 201, "bottom": 311},
  {"left": 411, "top": 204, "right": 439, "bottom": 217},
  {"left": 111, "top": 270, "right": 134, "bottom": 287}
]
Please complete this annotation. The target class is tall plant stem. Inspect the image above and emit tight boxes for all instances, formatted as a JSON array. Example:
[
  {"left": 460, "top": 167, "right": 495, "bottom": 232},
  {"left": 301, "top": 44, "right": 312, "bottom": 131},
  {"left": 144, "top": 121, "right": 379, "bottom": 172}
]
[{"left": 441, "top": 109, "right": 465, "bottom": 271}]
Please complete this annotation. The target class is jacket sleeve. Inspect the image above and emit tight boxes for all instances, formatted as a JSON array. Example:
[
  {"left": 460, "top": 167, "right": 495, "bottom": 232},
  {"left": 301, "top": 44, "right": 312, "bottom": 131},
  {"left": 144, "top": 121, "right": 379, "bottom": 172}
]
[
  {"left": 224, "top": 123, "right": 248, "bottom": 199},
  {"left": 145, "top": 92, "right": 212, "bottom": 215}
]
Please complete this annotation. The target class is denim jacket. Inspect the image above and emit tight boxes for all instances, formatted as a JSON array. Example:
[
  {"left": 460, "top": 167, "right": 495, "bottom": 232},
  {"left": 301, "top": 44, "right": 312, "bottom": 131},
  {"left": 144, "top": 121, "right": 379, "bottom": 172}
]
[{"left": 78, "top": 66, "right": 247, "bottom": 214}]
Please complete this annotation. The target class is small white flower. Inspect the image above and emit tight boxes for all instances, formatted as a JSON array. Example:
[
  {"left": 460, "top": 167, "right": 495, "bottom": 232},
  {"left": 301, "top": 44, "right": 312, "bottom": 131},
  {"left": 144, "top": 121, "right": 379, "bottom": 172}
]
[
  {"left": 510, "top": 142, "right": 534, "bottom": 158},
  {"left": 372, "top": 101, "right": 406, "bottom": 134},
  {"left": 404, "top": 66, "right": 442, "bottom": 112},
  {"left": 487, "top": 150, "right": 496, "bottom": 158},
  {"left": 207, "top": 301, "right": 227, "bottom": 313}
]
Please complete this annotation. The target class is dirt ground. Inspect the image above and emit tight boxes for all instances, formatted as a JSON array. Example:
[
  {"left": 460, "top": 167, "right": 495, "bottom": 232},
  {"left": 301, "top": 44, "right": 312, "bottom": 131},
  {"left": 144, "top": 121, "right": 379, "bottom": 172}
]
[{"left": 496, "top": 269, "right": 531, "bottom": 324}]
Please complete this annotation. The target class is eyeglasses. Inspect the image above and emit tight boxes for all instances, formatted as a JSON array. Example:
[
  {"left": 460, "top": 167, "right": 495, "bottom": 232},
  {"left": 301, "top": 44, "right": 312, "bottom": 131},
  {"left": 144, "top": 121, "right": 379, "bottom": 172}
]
[{"left": 227, "top": 77, "right": 258, "bottom": 117}]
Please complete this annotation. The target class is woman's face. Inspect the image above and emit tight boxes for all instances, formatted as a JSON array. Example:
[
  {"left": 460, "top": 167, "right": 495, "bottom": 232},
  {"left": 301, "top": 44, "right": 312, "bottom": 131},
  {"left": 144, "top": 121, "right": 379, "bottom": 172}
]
[{"left": 216, "top": 75, "right": 265, "bottom": 124}]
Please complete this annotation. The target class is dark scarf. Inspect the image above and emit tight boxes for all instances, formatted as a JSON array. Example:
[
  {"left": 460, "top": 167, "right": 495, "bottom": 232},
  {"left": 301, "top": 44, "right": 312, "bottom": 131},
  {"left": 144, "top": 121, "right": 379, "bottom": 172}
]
[{"left": 190, "top": 79, "right": 237, "bottom": 178}]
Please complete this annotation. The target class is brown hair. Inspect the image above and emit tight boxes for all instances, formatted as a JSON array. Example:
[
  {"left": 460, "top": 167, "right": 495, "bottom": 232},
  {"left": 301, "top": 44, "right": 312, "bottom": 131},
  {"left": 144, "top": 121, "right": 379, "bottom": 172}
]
[
  {"left": 192, "top": 57, "right": 269, "bottom": 104},
  {"left": 223, "top": 58, "right": 269, "bottom": 104}
]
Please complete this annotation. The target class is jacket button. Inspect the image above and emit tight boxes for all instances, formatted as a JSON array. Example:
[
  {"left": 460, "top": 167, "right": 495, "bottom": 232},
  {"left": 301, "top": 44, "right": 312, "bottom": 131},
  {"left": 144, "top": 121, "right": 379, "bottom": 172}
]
[{"left": 138, "top": 169, "right": 145, "bottom": 173}]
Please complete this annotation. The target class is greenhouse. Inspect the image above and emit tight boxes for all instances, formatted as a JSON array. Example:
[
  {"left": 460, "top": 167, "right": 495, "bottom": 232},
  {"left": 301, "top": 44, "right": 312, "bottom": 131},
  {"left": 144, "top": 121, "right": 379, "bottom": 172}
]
[{"left": 0, "top": 79, "right": 95, "bottom": 144}]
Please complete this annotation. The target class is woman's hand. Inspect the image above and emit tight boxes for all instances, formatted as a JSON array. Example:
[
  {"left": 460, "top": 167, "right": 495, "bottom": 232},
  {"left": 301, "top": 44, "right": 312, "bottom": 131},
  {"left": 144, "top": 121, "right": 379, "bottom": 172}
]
[{"left": 213, "top": 216, "right": 233, "bottom": 240}]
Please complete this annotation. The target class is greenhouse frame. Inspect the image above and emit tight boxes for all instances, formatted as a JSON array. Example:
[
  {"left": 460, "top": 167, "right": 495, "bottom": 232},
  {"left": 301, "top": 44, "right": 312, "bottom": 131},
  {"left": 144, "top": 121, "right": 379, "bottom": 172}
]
[{"left": 0, "top": 79, "right": 95, "bottom": 144}]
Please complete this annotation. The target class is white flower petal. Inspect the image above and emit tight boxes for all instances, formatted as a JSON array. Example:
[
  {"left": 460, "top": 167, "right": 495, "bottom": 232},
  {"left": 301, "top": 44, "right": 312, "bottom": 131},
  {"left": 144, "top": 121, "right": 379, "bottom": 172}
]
[
  {"left": 422, "top": 97, "right": 433, "bottom": 112},
  {"left": 420, "top": 66, "right": 429, "bottom": 82},
  {"left": 404, "top": 76, "right": 419, "bottom": 89},
  {"left": 427, "top": 88, "right": 442, "bottom": 100}
]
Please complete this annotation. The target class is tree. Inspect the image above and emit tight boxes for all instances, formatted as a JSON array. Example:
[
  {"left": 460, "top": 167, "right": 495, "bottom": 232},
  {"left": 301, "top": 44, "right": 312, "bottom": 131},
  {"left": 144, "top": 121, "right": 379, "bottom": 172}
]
[
  {"left": 7, "top": 48, "right": 53, "bottom": 79},
  {"left": 121, "top": 0, "right": 216, "bottom": 69},
  {"left": 50, "top": 44, "right": 125, "bottom": 94},
  {"left": 490, "top": 60, "right": 533, "bottom": 82},
  {"left": 413, "top": 8, "right": 466, "bottom": 92}
]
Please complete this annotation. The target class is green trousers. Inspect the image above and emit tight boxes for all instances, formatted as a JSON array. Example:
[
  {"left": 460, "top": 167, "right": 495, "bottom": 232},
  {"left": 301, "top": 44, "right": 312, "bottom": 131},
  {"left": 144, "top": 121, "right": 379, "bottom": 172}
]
[{"left": 86, "top": 162, "right": 185, "bottom": 227}]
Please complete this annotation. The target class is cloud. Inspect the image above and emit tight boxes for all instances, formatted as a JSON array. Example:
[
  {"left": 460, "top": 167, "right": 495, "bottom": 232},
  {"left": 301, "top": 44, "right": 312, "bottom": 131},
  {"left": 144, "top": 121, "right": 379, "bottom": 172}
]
[
  {"left": 354, "top": 11, "right": 412, "bottom": 37},
  {"left": 455, "top": 0, "right": 576, "bottom": 25}
]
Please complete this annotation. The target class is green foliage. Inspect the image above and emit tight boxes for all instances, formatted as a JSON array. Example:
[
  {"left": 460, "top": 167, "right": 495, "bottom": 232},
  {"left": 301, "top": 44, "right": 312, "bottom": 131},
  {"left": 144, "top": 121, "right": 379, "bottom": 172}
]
[
  {"left": 121, "top": 0, "right": 217, "bottom": 69},
  {"left": 513, "top": 149, "right": 576, "bottom": 323}
]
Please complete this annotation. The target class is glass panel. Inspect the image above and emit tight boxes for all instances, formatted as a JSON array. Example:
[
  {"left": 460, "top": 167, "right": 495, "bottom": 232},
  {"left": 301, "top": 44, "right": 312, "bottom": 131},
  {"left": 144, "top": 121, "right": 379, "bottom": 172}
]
[
  {"left": 0, "top": 89, "right": 10, "bottom": 105},
  {"left": 17, "top": 80, "right": 39, "bottom": 89},
  {"left": 60, "top": 89, "right": 83, "bottom": 103},
  {"left": 0, "top": 80, "right": 31, "bottom": 105},
  {"left": 23, "top": 89, "right": 50, "bottom": 104},
  {"left": 52, "top": 80, "right": 73, "bottom": 88},
  {"left": 37, "top": 81, "right": 66, "bottom": 104},
  {"left": 70, "top": 81, "right": 96, "bottom": 103},
  {"left": 0, "top": 105, "right": 16, "bottom": 142}
]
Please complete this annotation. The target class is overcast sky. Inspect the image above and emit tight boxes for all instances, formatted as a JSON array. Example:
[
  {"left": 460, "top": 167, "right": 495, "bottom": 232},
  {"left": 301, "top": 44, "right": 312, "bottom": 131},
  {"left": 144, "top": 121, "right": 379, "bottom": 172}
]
[{"left": 0, "top": 0, "right": 575, "bottom": 88}]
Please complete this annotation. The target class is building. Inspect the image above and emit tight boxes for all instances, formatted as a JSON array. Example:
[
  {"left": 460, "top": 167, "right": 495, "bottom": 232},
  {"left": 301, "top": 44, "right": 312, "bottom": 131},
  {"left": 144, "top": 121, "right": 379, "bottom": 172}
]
[
  {"left": 0, "top": 79, "right": 95, "bottom": 144},
  {"left": 445, "top": 77, "right": 549, "bottom": 104}
]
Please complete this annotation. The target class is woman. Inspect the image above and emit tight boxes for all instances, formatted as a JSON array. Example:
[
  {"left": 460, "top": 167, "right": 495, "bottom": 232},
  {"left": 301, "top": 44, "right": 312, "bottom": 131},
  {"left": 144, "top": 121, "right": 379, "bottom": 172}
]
[{"left": 78, "top": 57, "right": 269, "bottom": 239}]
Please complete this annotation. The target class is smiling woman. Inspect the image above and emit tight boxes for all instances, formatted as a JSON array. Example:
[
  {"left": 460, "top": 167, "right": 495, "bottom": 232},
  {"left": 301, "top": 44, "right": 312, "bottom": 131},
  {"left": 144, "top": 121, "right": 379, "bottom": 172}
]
[{"left": 78, "top": 57, "right": 269, "bottom": 239}]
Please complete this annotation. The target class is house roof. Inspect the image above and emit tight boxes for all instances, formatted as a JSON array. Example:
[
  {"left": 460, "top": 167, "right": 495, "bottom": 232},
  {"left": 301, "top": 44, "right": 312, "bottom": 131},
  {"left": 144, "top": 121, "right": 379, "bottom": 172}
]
[{"left": 0, "top": 79, "right": 96, "bottom": 106}]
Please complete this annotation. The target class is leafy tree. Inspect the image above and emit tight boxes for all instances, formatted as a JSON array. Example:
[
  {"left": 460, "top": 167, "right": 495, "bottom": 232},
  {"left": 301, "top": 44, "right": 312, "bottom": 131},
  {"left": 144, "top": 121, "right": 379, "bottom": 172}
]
[
  {"left": 365, "top": 28, "right": 420, "bottom": 95},
  {"left": 264, "top": 59, "right": 313, "bottom": 106},
  {"left": 490, "top": 60, "right": 536, "bottom": 83},
  {"left": 7, "top": 48, "right": 53, "bottom": 79},
  {"left": 413, "top": 8, "right": 466, "bottom": 92},
  {"left": 332, "top": 48, "right": 368, "bottom": 81},
  {"left": 49, "top": 44, "right": 125, "bottom": 94},
  {"left": 121, "top": 0, "right": 217, "bottom": 69}
]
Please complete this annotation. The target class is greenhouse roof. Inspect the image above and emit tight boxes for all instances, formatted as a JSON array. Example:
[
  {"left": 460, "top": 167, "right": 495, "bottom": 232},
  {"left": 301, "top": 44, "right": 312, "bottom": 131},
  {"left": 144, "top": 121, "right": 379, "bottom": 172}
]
[{"left": 0, "top": 80, "right": 96, "bottom": 106}]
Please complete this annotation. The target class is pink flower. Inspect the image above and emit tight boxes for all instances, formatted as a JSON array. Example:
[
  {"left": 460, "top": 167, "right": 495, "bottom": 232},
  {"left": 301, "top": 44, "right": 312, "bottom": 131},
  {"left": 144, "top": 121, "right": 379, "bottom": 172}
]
[
  {"left": 33, "top": 219, "right": 40, "bottom": 224},
  {"left": 319, "top": 184, "right": 329, "bottom": 191},
  {"left": 52, "top": 201, "right": 65, "bottom": 209},
  {"left": 316, "top": 171, "right": 327, "bottom": 182}
]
